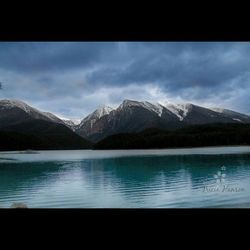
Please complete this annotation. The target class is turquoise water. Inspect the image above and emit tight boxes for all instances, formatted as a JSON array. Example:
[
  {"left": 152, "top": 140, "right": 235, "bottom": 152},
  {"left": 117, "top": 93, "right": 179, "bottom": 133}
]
[{"left": 1, "top": 146, "right": 250, "bottom": 208}]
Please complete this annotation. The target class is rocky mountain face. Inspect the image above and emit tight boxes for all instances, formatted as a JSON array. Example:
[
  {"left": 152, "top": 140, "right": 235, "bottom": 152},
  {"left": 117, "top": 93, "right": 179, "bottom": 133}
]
[
  {"left": 1, "top": 98, "right": 250, "bottom": 145},
  {"left": 77, "top": 105, "right": 114, "bottom": 137},
  {"left": 62, "top": 119, "right": 81, "bottom": 131},
  {"left": 76, "top": 100, "right": 250, "bottom": 142},
  {"left": 0, "top": 99, "right": 79, "bottom": 130},
  {"left": 0, "top": 99, "right": 91, "bottom": 150},
  {"left": 0, "top": 99, "right": 65, "bottom": 128}
]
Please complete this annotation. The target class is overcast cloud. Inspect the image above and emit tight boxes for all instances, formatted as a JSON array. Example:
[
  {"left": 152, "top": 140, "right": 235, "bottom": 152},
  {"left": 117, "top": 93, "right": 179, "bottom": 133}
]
[{"left": 1, "top": 42, "right": 250, "bottom": 119}]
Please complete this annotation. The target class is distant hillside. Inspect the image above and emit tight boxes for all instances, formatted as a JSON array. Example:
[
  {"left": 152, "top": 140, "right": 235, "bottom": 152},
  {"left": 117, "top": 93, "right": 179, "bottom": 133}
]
[
  {"left": 76, "top": 99, "right": 250, "bottom": 142},
  {"left": 0, "top": 119, "right": 92, "bottom": 151},
  {"left": 2, "top": 98, "right": 250, "bottom": 151},
  {"left": 94, "top": 123, "right": 250, "bottom": 149}
]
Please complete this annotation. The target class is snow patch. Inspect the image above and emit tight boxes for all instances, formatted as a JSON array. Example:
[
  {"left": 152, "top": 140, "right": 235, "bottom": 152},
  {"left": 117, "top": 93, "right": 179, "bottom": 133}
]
[
  {"left": 80, "top": 105, "right": 114, "bottom": 127},
  {"left": 0, "top": 99, "right": 37, "bottom": 114},
  {"left": 118, "top": 99, "right": 194, "bottom": 120},
  {"left": 164, "top": 104, "right": 183, "bottom": 120},
  {"left": 95, "top": 105, "right": 114, "bottom": 119},
  {"left": 163, "top": 103, "right": 192, "bottom": 121},
  {"left": 0, "top": 99, "right": 64, "bottom": 124},
  {"left": 209, "top": 107, "right": 224, "bottom": 113},
  {"left": 233, "top": 118, "right": 242, "bottom": 122},
  {"left": 142, "top": 101, "right": 163, "bottom": 117},
  {"left": 119, "top": 99, "right": 164, "bottom": 117}
]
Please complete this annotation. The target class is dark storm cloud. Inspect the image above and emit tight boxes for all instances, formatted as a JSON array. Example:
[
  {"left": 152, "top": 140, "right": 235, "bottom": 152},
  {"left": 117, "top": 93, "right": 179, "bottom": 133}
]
[
  {"left": 1, "top": 42, "right": 250, "bottom": 118},
  {"left": 0, "top": 42, "right": 119, "bottom": 73},
  {"left": 86, "top": 42, "right": 250, "bottom": 90}
]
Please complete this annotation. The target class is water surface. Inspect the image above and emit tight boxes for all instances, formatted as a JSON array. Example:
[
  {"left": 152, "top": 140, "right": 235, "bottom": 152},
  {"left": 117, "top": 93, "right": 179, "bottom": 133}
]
[{"left": 1, "top": 146, "right": 250, "bottom": 208}]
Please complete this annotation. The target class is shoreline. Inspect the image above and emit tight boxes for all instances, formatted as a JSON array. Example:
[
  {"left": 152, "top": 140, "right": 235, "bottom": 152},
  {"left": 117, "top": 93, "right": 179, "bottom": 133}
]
[
  {"left": 93, "top": 144, "right": 250, "bottom": 151},
  {"left": 1, "top": 144, "right": 250, "bottom": 153}
]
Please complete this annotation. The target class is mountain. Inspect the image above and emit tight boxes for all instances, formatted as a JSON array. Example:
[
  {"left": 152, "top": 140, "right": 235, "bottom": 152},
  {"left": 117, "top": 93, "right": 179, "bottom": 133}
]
[
  {"left": 0, "top": 99, "right": 65, "bottom": 128},
  {"left": 76, "top": 100, "right": 186, "bottom": 142},
  {"left": 2, "top": 98, "right": 250, "bottom": 149},
  {"left": 76, "top": 99, "right": 250, "bottom": 142},
  {"left": 63, "top": 119, "right": 76, "bottom": 128},
  {"left": 209, "top": 108, "right": 250, "bottom": 123},
  {"left": 0, "top": 119, "right": 92, "bottom": 151},
  {"left": 79, "top": 105, "right": 113, "bottom": 128},
  {"left": 62, "top": 119, "right": 81, "bottom": 131},
  {"left": 0, "top": 99, "right": 91, "bottom": 150},
  {"left": 168, "top": 103, "right": 236, "bottom": 124},
  {"left": 76, "top": 105, "right": 114, "bottom": 141},
  {"left": 94, "top": 123, "right": 250, "bottom": 149},
  {"left": 0, "top": 99, "right": 84, "bottom": 130}
]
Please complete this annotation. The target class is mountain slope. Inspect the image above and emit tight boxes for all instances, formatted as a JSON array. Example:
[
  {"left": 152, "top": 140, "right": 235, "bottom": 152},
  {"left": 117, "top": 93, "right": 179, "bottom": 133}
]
[
  {"left": 0, "top": 99, "right": 65, "bottom": 128},
  {"left": 77, "top": 99, "right": 250, "bottom": 142},
  {"left": 62, "top": 119, "right": 81, "bottom": 131},
  {"left": 77, "top": 105, "right": 114, "bottom": 140},
  {"left": 2, "top": 98, "right": 250, "bottom": 148},
  {"left": 209, "top": 108, "right": 250, "bottom": 123},
  {"left": 0, "top": 119, "right": 92, "bottom": 151},
  {"left": 76, "top": 100, "right": 185, "bottom": 142},
  {"left": 177, "top": 103, "right": 237, "bottom": 124},
  {"left": 79, "top": 102, "right": 155, "bottom": 141}
]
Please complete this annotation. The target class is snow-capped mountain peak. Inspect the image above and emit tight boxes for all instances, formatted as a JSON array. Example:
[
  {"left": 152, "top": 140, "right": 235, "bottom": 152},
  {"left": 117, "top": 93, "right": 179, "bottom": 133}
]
[
  {"left": 79, "top": 105, "right": 114, "bottom": 128},
  {"left": 118, "top": 99, "right": 164, "bottom": 117},
  {"left": 142, "top": 101, "right": 164, "bottom": 117},
  {"left": 162, "top": 102, "right": 193, "bottom": 121},
  {"left": 0, "top": 99, "right": 38, "bottom": 114},
  {"left": 3, "top": 98, "right": 250, "bottom": 143},
  {"left": 176, "top": 103, "right": 193, "bottom": 119},
  {"left": 0, "top": 99, "right": 67, "bottom": 129},
  {"left": 118, "top": 99, "right": 141, "bottom": 109},
  {"left": 62, "top": 119, "right": 81, "bottom": 130},
  {"left": 94, "top": 105, "right": 114, "bottom": 118},
  {"left": 164, "top": 103, "right": 184, "bottom": 120}
]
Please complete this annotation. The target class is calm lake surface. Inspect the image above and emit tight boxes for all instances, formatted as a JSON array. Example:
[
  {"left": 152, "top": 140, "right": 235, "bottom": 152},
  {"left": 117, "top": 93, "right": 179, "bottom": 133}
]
[{"left": 1, "top": 146, "right": 250, "bottom": 208}]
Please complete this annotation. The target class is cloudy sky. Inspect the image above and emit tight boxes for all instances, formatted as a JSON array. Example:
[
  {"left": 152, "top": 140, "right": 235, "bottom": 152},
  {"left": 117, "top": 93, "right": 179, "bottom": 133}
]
[{"left": 1, "top": 42, "right": 250, "bottom": 119}]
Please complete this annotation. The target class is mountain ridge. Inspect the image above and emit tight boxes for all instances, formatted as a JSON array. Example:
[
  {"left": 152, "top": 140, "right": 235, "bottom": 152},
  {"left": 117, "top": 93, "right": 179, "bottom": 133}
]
[
  {"left": 0, "top": 119, "right": 92, "bottom": 151},
  {"left": 0, "top": 99, "right": 92, "bottom": 150},
  {"left": 76, "top": 99, "right": 250, "bottom": 142},
  {"left": 1, "top": 98, "right": 250, "bottom": 145}
]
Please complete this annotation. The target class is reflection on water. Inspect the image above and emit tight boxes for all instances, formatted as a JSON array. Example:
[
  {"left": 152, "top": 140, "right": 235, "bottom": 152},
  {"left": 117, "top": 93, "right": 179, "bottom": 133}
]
[{"left": 0, "top": 148, "right": 250, "bottom": 208}]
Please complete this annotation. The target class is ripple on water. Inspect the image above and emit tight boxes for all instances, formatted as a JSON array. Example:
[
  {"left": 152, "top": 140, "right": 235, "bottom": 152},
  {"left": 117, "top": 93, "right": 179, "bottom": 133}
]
[{"left": 1, "top": 149, "right": 250, "bottom": 207}]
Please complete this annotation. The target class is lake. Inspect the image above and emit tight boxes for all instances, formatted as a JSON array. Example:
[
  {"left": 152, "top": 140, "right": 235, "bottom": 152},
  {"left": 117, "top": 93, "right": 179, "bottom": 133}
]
[{"left": 1, "top": 146, "right": 250, "bottom": 208}]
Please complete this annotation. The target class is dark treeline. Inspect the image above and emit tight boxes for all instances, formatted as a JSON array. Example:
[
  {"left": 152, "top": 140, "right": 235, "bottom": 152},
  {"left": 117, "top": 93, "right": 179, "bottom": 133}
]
[
  {"left": 94, "top": 123, "right": 250, "bottom": 149},
  {"left": 0, "top": 119, "right": 92, "bottom": 151},
  {"left": 2, "top": 122, "right": 250, "bottom": 151}
]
